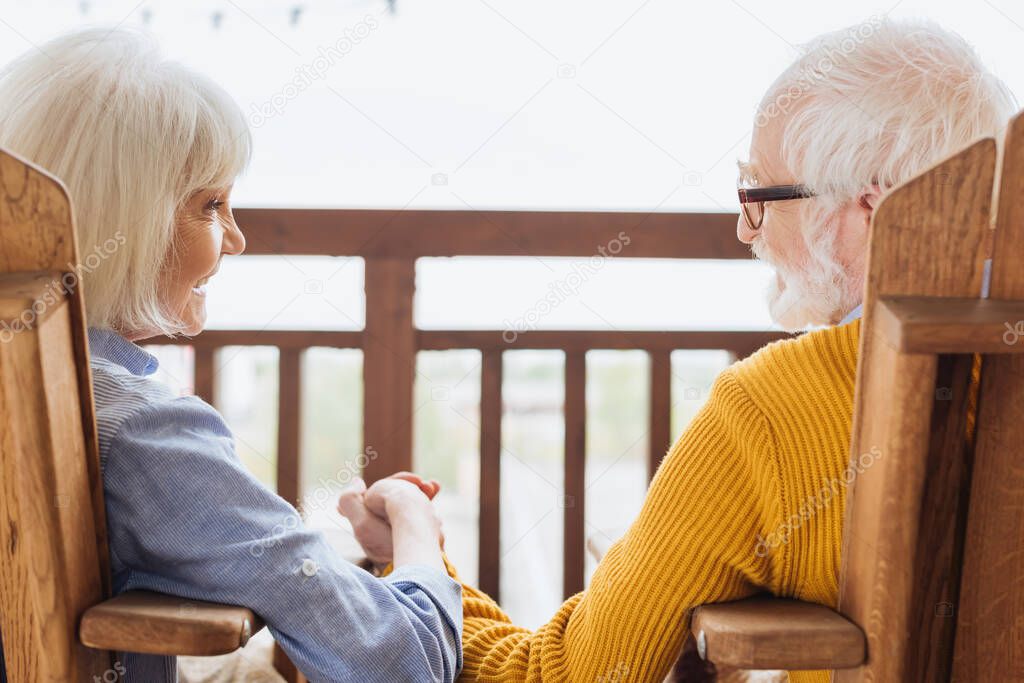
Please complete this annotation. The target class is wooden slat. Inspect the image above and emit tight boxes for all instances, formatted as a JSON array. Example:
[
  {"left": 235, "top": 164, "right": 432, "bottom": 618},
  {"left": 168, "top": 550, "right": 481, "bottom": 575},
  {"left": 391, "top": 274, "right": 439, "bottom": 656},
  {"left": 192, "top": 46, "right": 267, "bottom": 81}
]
[
  {"left": 836, "top": 138, "right": 997, "bottom": 683},
  {"left": 156, "top": 328, "right": 784, "bottom": 358},
  {"left": 0, "top": 149, "right": 107, "bottom": 587},
  {"left": 193, "top": 346, "right": 216, "bottom": 406},
  {"left": 0, "top": 148, "right": 112, "bottom": 680},
  {"left": 362, "top": 258, "right": 417, "bottom": 483},
  {"left": 692, "top": 596, "right": 865, "bottom": 670},
  {"left": 79, "top": 591, "right": 262, "bottom": 656},
  {"left": 875, "top": 296, "right": 1024, "bottom": 353},
  {"left": 151, "top": 329, "right": 363, "bottom": 350},
  {"left": 419, "top": 329, "right": 786, "bottom": 356},
  {"left": 478, "top": 350, "right": 502, "bottom": 600},
  {"left": 0, "top": 301, "right": 112, "bottom": 680},
  {"left": 277, "top": 348, "right": 303, "bottom": 507},
  {"left": 234, "top": 208, "right": 749, "bottom": 259},
  {"left": 953, "top": 111, "right": 1024, "bottom": 679},
  {"left": 0, "top": 271, "right": 64, "bottom": 325},
  {"left": 563, "top": 351, "right": 586, "bottom": 599},
  {"left": 648, "top": 350, "right": 672, "bottom": 481}
]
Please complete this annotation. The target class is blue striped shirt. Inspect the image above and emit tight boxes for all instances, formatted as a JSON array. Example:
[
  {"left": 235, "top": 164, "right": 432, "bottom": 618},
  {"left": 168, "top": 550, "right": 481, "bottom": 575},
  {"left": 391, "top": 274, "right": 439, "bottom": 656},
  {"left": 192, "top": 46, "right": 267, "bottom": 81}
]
[{"left": 87, "top": 328, "right": 462, "bottom": 683}]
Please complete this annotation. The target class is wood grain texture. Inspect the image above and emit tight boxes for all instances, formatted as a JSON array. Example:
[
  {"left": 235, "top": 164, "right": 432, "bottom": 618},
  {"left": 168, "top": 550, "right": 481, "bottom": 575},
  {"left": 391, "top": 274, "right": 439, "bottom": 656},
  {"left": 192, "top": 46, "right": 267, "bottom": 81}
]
[
  {"left": 0, "top": 148, "right": 107, "bottom": 592},
  {"left": 479, "top": 349, "right": 503, "bottom": 601},
  {"left": 0, "top": 271, "right": 64, "bottom": 326},
  {"left": 0, "top": 302, "right": 112, "bottom": 680},
  {"left": 79, "top": 591, "right": 263, "bottom": 656},
  {"left": 0, "top": 148, "right": 114, "bottom": 681},
  {"left": 876, "top": 296, "right": 1024, "bottom": 353},
  {"left": 952, "top": 111, "right": 1024, "bottom": 681},
  {"left": 836, "top": 138, "right": 997, "bottom": 683},
  {"left": 692, "top": 597, "right": 865, "bottom": 670},
  {"left": 563, "top": 351, "right": 586, "bottom": 599}
]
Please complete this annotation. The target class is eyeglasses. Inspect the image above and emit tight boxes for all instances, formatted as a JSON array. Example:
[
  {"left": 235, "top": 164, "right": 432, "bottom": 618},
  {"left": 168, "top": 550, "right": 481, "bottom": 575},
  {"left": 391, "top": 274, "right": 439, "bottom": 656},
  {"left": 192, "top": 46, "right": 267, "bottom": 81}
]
[{"left": 737, "top": 184, "right": 816, "bottom": 230}]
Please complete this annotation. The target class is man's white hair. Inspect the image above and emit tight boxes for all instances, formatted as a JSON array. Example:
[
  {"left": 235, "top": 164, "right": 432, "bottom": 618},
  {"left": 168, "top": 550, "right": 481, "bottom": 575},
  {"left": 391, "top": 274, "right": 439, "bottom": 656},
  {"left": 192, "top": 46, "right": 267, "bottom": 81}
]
[
  {"left": 757, "top": 18, "right": 1016, "bottom": 329},
  {"left": 0, "top": 27, "right": 251, "bottom": 336}
]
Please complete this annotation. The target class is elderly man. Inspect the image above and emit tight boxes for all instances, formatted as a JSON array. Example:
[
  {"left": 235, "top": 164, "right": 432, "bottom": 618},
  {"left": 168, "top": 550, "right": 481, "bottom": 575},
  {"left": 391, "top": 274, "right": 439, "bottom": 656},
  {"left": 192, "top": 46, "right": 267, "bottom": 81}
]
[{"left": 339, "top": 17, "right": 1017, "bottom": 683}]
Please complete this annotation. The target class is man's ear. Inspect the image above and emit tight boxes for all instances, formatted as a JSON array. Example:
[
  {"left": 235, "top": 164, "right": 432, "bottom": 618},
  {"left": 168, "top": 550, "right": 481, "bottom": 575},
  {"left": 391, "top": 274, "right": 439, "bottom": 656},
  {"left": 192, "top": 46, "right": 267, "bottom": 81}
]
[{"left": 857, "top": 185, "right": 884, "bottom": 214}]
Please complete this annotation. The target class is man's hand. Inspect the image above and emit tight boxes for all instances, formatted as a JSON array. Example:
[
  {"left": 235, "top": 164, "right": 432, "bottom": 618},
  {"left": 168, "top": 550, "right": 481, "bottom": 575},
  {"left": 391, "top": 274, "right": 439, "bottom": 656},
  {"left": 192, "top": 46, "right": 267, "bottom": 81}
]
[
  {"left": 337, "top": 472, "right": 443, "bottom": 568},
  {"left": 337, "top": 477, "right": 394, "bottom": 566}
]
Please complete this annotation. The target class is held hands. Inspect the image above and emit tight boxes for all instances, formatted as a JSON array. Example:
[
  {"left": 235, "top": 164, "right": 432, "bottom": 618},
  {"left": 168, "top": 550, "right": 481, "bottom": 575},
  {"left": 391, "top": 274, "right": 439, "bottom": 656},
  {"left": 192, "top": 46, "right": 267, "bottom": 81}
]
[{"left": 337, "top": 472, "right": 444, "bottom": 568}]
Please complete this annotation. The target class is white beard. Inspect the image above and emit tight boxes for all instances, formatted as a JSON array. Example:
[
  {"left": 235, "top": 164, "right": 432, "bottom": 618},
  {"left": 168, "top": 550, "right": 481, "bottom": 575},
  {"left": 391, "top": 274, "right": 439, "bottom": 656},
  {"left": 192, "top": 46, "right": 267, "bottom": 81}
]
[{"left": 752, "top": 225, "right": 849, "bottom": 331}]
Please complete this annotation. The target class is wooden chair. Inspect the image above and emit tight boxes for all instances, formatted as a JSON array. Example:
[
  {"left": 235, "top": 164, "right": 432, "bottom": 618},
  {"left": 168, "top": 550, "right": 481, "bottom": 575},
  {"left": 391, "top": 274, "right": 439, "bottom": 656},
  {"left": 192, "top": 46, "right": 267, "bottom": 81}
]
[
  {"left": 0, "top": 148, "right": 262, "bottom": 681},
  {"left": 687, "top": 112, "right": 1024, "bottom": 681}
]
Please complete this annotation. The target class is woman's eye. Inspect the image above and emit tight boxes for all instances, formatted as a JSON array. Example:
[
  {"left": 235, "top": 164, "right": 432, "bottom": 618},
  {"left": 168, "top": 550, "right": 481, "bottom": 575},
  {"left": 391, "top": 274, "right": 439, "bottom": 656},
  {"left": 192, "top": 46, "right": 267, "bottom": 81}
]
[{"left": 205, "top": 199, "right": 225, "bottom": 213}]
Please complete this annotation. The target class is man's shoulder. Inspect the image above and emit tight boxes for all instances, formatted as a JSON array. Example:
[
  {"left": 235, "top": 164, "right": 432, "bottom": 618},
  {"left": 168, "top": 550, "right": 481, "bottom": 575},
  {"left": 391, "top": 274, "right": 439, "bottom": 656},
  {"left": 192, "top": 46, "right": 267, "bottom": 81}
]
[{"left": 728, "top": 320, "right": 861, "bottom": 412}]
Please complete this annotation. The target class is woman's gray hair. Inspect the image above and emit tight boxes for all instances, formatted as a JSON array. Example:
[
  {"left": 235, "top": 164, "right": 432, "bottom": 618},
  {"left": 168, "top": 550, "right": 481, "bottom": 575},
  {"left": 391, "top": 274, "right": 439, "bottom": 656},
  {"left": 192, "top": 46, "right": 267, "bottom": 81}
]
[{"left": 0, "top": 27, "right": 251, "bottom": 336}]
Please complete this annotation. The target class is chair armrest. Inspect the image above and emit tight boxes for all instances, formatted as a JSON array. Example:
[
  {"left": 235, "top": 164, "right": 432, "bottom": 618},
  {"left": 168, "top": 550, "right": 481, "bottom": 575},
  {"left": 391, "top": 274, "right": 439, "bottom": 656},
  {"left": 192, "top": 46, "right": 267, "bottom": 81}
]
[
  {"left": 79, "top": 590, "right": 264, "bottom": 656},
  {"left": 691, "top": 596, "right": 865, "bottom": 671}
]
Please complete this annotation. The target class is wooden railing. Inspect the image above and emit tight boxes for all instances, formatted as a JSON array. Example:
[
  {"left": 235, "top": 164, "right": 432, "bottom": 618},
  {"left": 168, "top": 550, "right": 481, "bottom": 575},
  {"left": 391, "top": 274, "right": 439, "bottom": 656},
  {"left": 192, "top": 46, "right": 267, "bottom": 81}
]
[{"left": 158, "top": 208, "right": 787, "bottom": 602}]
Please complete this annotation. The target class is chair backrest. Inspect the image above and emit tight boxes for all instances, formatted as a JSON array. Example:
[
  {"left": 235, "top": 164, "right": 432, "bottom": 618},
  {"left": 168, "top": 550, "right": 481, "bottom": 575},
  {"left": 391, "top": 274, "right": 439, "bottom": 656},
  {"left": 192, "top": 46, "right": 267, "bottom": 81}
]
[
  {"left": 0, "top": 148, "right": 114, "bottom": 680},
  {"left": 836, "top": 110, "right": 1024, "bottom": 680}
]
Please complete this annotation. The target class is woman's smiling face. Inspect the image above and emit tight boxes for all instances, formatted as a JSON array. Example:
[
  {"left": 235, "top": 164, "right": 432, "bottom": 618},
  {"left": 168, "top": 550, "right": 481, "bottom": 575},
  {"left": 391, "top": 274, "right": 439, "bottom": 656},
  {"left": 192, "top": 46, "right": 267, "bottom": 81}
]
[{"left": 155, "top": 185, "right": 245, "bottom": 338}]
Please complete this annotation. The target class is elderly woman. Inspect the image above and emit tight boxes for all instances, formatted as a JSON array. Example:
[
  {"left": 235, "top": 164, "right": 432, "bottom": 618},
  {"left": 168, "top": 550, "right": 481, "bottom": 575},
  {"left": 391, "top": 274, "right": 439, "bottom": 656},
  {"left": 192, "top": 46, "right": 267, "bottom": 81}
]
[
  {"left": 0, "top": 29, "right": 460, "bottom": 683},
  {"left": 339, "top": 18, "right": 1017, "bottom": 683}
]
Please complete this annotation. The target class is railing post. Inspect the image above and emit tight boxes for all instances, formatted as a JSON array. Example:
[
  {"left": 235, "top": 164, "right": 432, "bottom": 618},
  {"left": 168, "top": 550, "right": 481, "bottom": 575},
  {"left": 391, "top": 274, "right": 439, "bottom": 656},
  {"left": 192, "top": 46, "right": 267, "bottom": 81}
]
[
  {"left": 193, "top": 346, "right": 216, "bottom": 406},
  {"left": 362, "top": 257, "right": 417, "bottom": 484},
  {"left": 563, "top": 351, "right": 586, "bottom": 598},
  {"left": 479, "top": 350, "right": 503, "bottom": 600},
  {"left": 648, "top": 350, "right": 672, "bottom": 481},
  {"left": 277, "top": 347, "right": 303, "bottom": 507}
]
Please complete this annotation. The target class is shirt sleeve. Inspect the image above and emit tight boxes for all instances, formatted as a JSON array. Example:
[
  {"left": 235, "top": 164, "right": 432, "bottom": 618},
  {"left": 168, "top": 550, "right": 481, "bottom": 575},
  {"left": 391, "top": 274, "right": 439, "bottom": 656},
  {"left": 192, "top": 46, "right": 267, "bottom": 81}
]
[
  {"left": 101, "top": 395, "right": 462, "bottom": 683},
  {"left": 454, "top": 369, "right": 788, "bottom": 682}
]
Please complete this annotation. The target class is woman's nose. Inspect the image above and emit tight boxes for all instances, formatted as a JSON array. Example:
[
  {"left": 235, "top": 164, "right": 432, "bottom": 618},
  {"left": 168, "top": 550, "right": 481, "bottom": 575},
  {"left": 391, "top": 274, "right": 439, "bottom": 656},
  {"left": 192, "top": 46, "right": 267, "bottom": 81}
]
[
  {"left": 223, "top": 216, "right": 246, "bottom": 255},
  {"left": 736, "top": 214, "right": 759, "bottom": 244}
]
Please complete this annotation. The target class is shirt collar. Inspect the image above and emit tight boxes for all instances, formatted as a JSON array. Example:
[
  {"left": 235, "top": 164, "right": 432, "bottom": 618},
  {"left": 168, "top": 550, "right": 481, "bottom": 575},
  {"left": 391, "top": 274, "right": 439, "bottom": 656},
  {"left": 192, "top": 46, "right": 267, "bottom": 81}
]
[
  {"left": 88, "top": 327, "right": 159, "bottom": 376},
  {"left": 837, "top": 257, "right": 992, "bottom": 328},
  {"left": 838, "top": 304, "right": 863, "bottom": 326}
]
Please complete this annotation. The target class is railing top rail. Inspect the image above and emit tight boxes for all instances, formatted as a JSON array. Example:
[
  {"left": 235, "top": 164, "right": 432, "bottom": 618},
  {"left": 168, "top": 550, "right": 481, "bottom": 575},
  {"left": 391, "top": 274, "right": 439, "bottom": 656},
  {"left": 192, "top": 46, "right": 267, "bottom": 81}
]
[
  {"left": 149, "top": 329, "right": 787, "bottom": 358},
  {"left": 233, "top": 208, "right": 747, "bottom": 259}
]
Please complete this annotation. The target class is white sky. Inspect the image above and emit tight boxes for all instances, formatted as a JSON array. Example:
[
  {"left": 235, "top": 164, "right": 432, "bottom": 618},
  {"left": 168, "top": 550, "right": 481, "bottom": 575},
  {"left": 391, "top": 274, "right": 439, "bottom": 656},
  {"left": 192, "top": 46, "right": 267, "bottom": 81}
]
[{"left": 1, "top": 0, "right": 1021, "bottom": 329}]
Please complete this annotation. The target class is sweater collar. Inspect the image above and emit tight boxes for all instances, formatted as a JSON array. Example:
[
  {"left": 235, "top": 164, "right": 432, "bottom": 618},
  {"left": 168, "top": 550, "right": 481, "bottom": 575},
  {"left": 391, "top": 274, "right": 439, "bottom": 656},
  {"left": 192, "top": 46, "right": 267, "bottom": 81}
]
[{"left": 88, "top": 327, "right": 159, "bottom": 377}]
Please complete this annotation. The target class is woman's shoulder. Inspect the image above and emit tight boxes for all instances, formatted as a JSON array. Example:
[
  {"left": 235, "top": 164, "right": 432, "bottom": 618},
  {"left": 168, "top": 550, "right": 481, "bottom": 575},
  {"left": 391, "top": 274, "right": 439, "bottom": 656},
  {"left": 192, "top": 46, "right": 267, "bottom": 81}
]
[{"left": 89, "top": 356, "right": 224, "bottom": 460}]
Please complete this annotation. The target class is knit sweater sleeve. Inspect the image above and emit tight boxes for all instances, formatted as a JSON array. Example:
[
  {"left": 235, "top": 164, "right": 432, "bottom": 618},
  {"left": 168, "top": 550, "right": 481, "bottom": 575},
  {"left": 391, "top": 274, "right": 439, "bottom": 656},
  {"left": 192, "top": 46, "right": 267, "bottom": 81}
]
[{"left": 456, "top": 368, "right": 789, "bottom": 682}]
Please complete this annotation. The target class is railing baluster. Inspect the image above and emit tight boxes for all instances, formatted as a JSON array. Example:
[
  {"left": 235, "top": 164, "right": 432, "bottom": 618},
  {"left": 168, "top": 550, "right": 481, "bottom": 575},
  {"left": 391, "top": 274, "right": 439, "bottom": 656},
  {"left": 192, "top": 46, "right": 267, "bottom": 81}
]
[
  {"left": 363, "top": 257, "right": 416, "bottom": 484},
  {"left": 479, "top": 349, "right": 503, "bottom": 600},
  {"left": 193, "top": 346, "right": 216, "bottom": 405},
  {"left": 648, "top": 350, "right": 672, "bottom": 481},
  {"left": 563, "top": 351, "right": 586, "bottom": 598},
  {"left": 277, "top": 347, "right": 303, "bottom": 508},
  {"left": 275, "top": 349, "right": 305, "bottom": 683}
]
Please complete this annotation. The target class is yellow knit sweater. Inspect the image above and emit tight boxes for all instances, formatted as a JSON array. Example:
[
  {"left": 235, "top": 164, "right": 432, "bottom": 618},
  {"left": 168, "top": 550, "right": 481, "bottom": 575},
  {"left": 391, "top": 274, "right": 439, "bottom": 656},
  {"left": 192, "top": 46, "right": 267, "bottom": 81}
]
[{"left": 453, "top": 319, "right": 864, "bottom": 682}]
